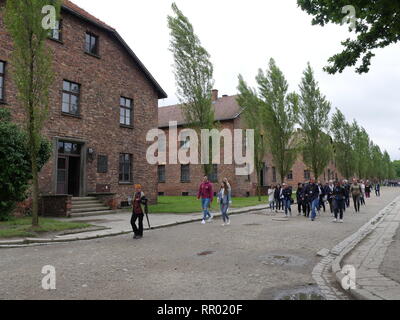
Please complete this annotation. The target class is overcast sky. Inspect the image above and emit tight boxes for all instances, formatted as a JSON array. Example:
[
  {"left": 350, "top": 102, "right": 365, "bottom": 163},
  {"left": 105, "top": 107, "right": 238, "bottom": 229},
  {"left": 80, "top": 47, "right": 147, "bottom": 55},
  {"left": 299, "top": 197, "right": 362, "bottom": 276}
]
[{"left": 73, "top": 0, "right": 400, "bottom": 160}]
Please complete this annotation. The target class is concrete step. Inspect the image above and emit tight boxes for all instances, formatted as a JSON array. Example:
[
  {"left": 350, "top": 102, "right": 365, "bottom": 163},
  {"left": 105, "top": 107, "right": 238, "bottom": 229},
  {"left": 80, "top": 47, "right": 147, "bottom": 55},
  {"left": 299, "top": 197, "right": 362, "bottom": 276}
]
[
  {"left": 70, "top": 210, "right": 120, "bottom": 218},
  {"left": 71, "top": 206, "right": 111, "bottom": 214},
  {"left": 72, "top": 202, "right": 104, "bottom": 209},
  {"left": 72, "top": 197, "right": 98, "bottom": 201}
]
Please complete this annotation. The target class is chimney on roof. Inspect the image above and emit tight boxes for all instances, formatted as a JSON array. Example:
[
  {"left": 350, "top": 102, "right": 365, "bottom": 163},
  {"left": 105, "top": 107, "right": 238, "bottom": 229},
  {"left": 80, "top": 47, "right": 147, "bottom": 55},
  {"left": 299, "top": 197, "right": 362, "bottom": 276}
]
[{"left": 211, "top": 89, "right": 218, "bottom": 102}]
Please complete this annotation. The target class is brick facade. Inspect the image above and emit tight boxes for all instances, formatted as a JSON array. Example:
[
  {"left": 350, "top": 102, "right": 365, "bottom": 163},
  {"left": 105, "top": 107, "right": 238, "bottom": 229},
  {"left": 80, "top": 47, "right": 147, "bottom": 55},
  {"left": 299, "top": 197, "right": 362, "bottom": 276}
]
[
  {"left": 0, "top": 0, "right": 166, "bottom": 206},
  {"left": 158, "top": 93, "right": 343, "bottom": 197}
]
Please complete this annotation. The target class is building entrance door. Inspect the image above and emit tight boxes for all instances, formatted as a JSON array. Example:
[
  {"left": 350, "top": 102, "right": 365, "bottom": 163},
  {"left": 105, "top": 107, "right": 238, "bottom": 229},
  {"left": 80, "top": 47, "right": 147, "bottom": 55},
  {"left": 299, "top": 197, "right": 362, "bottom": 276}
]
[{"left": 56, "top": 141, "right": 82, "bottom": 196}]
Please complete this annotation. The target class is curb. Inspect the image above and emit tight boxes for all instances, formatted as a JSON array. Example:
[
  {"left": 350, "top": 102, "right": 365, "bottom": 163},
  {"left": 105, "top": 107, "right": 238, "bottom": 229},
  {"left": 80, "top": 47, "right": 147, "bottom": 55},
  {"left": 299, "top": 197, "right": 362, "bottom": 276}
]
[
  {"left": 312, "top": 196, "right": 400, "bottom": 300},
  {"left": 0, "top": 205, "right": 268, "bottom": 249}
]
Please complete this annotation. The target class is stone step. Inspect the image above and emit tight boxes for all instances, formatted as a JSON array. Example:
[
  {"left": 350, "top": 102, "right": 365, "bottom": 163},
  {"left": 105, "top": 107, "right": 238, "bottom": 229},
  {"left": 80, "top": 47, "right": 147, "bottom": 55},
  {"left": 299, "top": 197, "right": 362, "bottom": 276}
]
[
  {"left": 70, "top": 210, "right": 120, "bottom": 218},
  {"left": 71, "top": 206, "right": 110, "bottom": 214},
  {"left": 72, "top": 201, "right": 104, "bottom": 208},
  {"left": 72, "top": 197, "right": 98, "bottom": 201}
]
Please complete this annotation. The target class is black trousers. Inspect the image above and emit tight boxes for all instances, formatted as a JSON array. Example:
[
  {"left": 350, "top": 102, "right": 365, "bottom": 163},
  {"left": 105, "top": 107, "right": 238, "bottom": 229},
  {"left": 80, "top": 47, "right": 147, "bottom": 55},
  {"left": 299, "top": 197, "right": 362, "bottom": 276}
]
[
  {"left": 131, "top": 213, "right": 144, "bottom": 236},
  {"left": 304, "top": 201, "right": 310, "bottom": 217},
  {"left": 319, "top": 196, "right": 326, "bottom": 212},
  {"left": 334, "top": 199, "right": 345, "bottom": 220},
  {"left": 352, "top": 195, "right": 360, "bottom": 212},
  {"left": 328, "top": 198, "right": 333, "bottom": 213},
  {"left": 297, "top": 200, "right": 302, "bottom": 213}
]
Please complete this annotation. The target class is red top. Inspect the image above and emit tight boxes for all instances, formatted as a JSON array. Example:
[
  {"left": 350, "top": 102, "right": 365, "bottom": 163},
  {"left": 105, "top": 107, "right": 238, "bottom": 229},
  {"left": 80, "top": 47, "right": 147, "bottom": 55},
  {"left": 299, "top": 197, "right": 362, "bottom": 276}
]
[{"left": 197, "top": 182, "right": 214, "bottom": 202}]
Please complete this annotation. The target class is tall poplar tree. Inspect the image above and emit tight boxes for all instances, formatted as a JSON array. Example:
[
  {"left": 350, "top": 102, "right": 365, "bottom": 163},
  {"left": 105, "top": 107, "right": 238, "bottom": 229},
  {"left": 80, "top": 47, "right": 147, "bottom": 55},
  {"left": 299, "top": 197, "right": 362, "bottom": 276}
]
[
  {"left": 237, "top": 76, "right": 268, "bottom": 200},
  {"left": 4, "top": 0, "right": 61, "bottom": 227},
  {"left": 331, "top": 109, "right": 355, "bottom": 179},
  {"left": 256, "top": 58, "right": 299, "bottom": 184},
  {"left": 167, "top": 3, "right": 215, "bottom": 175},
  {"left": 298, "top": 63, "right": 332, "bottom": 179}
]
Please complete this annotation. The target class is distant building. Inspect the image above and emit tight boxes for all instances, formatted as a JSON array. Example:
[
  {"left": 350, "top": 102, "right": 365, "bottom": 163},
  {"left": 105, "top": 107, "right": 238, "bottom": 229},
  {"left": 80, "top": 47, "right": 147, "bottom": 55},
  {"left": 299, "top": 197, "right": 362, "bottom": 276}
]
[{"left": 157, "top": 90, "right": 342, "bottom": 197}]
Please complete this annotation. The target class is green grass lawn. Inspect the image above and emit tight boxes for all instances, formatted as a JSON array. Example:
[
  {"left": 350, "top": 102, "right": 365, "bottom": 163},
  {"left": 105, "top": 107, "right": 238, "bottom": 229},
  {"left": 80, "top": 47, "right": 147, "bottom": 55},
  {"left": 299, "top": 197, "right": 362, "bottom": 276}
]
[
  {"left": 147, "top": 196, "right": 269, "bottom": 214},
  {"left": 0, "top": 217, "right": 91, "bottom": 239}
]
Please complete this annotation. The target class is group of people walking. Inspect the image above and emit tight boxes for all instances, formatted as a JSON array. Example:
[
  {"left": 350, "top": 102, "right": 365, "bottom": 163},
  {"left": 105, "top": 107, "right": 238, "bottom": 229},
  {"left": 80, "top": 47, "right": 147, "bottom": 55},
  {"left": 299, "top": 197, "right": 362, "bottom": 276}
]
[
  {"left": 268, "top": 178, "right": 380, "bottom": 223},
  {"left": 197, "top": 176, "right": 232, "bottom": 226},
  {"left": 129, "top": 177, "right": 382, "bottom": 239}
]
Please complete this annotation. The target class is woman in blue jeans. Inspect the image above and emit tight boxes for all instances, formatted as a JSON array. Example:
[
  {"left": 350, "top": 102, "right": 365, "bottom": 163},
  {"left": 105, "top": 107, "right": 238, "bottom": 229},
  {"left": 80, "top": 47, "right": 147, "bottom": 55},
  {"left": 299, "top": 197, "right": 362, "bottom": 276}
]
[{"left": 217, "top": 181, "right": 232, "bottom": 226}]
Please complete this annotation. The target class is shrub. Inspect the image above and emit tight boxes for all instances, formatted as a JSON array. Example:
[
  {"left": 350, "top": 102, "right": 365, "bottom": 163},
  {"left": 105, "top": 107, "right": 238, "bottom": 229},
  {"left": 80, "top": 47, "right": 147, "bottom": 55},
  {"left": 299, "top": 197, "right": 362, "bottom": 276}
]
[{"left": 0, "top": 108, "right": 51, "bottom": 220}]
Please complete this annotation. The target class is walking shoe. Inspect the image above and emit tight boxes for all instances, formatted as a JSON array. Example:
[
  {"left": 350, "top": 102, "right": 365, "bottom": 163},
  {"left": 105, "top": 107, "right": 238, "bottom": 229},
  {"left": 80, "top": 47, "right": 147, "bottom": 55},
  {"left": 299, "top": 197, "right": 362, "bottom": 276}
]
[
  {"left": 201, "top": 220, "right": 206, "bottom": 224},
  {"left": 207, "top": 214, "right": 214, "bottom": 222},
  {"left": 227, "top": 220, "right": 230, "bottom": 225},
  {"left": 222, "top": 223, "right": 226, "bottom": 226},
  {"left": 332, "top": 218, "right": 337, "bottom": 222},
  {"left": 339, "top": 219, "right": 344, "bottom": 223}
]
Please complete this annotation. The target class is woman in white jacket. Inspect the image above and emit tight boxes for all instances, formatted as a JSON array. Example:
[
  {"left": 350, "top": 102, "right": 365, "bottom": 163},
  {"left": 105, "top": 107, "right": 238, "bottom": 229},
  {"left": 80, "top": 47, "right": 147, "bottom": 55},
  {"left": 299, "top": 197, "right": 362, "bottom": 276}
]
[{"left": 268, "top": 185, "right": 276, "bottom": 212}]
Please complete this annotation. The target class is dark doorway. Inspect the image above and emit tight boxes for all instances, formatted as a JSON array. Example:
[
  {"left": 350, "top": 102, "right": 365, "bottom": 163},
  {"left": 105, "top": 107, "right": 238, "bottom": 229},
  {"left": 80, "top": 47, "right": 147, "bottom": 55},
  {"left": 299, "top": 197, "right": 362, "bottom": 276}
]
[
  {"left": 68, "top": 156, "right": 81, "bottom": 197},
  {"left": 56, "top": 141, "right": 82, "bottom": 196}
]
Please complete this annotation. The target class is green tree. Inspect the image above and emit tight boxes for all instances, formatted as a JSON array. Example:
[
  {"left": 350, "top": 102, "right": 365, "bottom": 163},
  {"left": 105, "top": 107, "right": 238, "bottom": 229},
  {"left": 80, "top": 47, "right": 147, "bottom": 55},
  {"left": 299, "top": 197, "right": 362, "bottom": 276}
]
[
  {"left": 382, "top": 150, "right": 393, "bottom": 180},
  {"left": 256, "top": 58, "right": 299, "bottom": 184},
  {"left": 393, "top": 160, "right": 400, "bottom": 178},
  {"left": 370, "top": 144, "right": 384, "bottom": 182},
  {"left": 298, "top": 63, "right": 332, "bottom": 179},
  {"left": 237, "top": 78, "right": 268, "bottom": 200},
  {"left": 167, "top": 3, "right": 215, "bottom": 175},
  {"left": 4, "top": 0, "right": 60, "bottom": 226},
  {"left": 351, "top": 121, "right": 370, "bottom": 179},
  {"left": 238, "top": 58, "right": 299, "bottom": 189},
  {"left": 297, "top": 0, "right": 400, "bottom": 74},
  {"left": 331, "top": 109, "right": 355, "bottom": 179},
  {"left": 0, "top": 109, "right": 51, "bottom": 221}
]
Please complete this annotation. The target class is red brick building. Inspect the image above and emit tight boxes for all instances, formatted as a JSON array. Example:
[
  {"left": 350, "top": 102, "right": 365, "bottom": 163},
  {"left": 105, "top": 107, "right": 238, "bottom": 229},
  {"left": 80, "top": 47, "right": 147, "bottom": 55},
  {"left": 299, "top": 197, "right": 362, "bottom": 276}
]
[
  {"left": 0, "top": 0, "right": 167, "bottom": 211},
  {"left": 158, "top": 90, "right": 342, "bottom": 197}
]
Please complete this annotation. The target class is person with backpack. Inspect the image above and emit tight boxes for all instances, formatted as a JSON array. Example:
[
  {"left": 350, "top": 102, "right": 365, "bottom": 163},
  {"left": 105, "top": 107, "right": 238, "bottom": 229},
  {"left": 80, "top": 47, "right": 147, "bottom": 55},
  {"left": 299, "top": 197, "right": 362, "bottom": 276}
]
[
  {"left": 217, "top": 181, "right": 232, "bottom": 226},
  {"left": 274, "top": 184, "right": 282, "bottom": 212},
  {"left": 375, "top": 183, "right": 381, "bottom": 197},
  {"left": 296, "top": 183, "right": 304, "bottom": 216},
  {"left": 332, "top": 180, "right": 346, "bottom": 223},
  {"left": 365, "top": 181, "right": 372, "bottom": 198},
  {"left": 350, "top": 179, "right": 362, "bottom": 213},
  {"left": 131, "top": 184, "right": 148, "bottom": 239},
  {"left": 282, "top": 183, "right": 293, "bottom": 217},
  {"left": 304, "top": 178, "right": 320, "bottom": 221}
]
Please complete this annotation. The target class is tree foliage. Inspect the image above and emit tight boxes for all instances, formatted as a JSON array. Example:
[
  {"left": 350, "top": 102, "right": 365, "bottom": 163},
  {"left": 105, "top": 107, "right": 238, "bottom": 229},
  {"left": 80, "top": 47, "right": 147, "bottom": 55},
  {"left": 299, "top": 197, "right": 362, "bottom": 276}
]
[
  {"left": 237, "top": 58, "right": 299, "bottom": 187},
  {"left": 0, "top": 108, "right": 51, "bottom": 221},
  {"left": 330, "top": 109, "right": 355, "bottom": 179},
  {"left": 167, "top": 3, "right": 215, "bottom": 175},
  {"left": 4, "top": 0, "right": 60, "bottom": 226},
  {"left": 298, "top": 63, "right": 332, "bottom": 179},
  {"left": 237, "top": 77, "right": 268, "bottom": 200},
  {"left": 297, "top": 0, "right": 400, "bottom": 74}
]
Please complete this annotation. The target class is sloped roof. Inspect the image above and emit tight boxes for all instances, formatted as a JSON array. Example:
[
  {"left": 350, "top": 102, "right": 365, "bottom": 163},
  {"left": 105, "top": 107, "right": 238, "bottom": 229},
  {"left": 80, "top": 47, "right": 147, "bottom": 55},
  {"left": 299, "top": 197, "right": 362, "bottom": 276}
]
[
  {"left": 158, "top": 95, "right": 243, "bottom": 128},
  {"left": 62, "top": 0, "right": 167, "bottom": 99}
]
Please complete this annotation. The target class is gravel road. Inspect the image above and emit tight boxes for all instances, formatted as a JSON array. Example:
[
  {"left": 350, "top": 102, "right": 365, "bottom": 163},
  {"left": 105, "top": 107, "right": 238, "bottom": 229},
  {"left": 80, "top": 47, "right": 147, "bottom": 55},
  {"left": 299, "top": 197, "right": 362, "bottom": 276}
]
[{"left": 1, "top": 188, "right": 398, "bottom": 300}]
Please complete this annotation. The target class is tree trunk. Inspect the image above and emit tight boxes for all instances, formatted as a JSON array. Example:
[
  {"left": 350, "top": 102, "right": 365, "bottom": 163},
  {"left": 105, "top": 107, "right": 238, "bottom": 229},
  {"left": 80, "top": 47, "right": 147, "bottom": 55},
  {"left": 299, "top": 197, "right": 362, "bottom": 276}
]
[{"left": 31, "top": 154, "right": 39, "bottom": 227}]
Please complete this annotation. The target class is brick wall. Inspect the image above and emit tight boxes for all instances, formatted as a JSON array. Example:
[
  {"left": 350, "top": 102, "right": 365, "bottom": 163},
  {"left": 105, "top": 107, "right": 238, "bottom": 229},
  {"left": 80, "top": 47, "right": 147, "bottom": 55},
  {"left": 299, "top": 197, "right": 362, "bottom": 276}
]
[{"left": 0, "top": 3, "right": 160, "bottom": 205}]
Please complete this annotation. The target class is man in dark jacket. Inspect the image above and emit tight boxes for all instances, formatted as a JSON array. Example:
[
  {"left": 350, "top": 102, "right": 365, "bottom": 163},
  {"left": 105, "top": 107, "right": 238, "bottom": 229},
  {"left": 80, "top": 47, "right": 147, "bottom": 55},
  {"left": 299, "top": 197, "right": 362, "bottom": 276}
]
[
  {"left": 343, "top": 180, "right": 351, "bottom": 209},
  {"left": 296, "top": 183, "right": 303, "bottom": 216},
  {"left": 304, "top": 178, "right": 320, "bottom": 221},
  {"left": 282, "top": 183, "right": 293, "bottom": 217},
  {"left": 274, "top": 184, "right": 282, "bottom": 212}
]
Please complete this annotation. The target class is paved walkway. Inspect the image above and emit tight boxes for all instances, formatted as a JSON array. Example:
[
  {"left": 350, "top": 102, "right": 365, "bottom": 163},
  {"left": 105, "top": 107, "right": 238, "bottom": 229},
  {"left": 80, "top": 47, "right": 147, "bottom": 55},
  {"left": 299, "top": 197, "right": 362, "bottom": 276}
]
[
  {"left": 0, "top": 204, "right": 268, "bottom": 247},
  {"left": 342, "top": 196, "right": 400, "bottom": 300}
]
